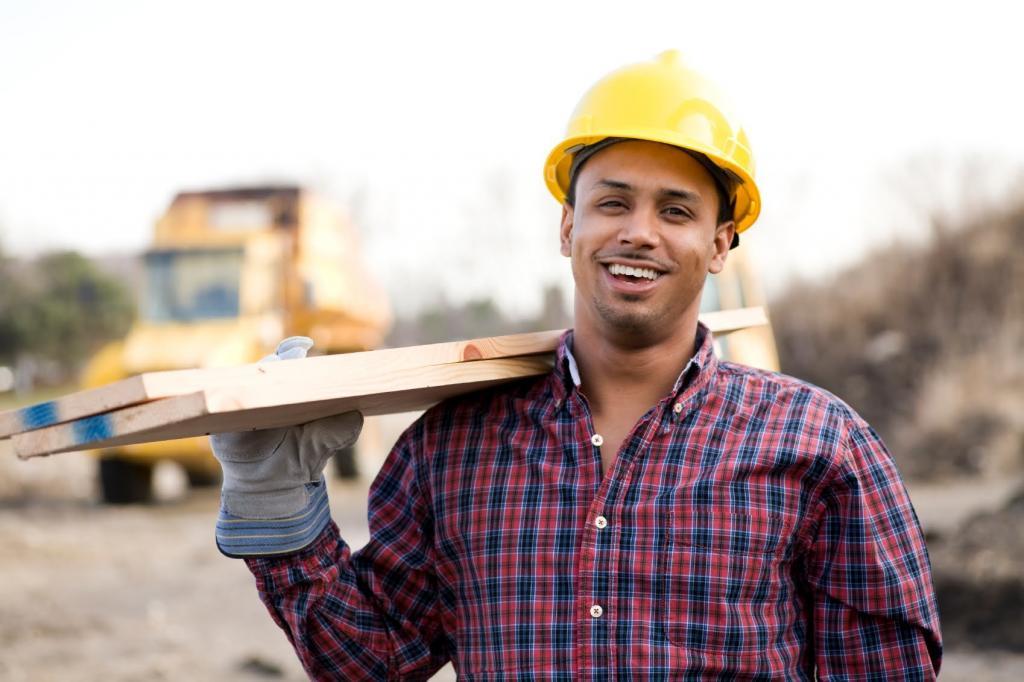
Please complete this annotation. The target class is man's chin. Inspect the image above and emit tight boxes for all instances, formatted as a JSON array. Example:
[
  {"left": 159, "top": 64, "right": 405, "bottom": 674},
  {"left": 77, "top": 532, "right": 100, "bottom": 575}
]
[{"left": 593, "top": 301, "right": 661, "bottom": 338}]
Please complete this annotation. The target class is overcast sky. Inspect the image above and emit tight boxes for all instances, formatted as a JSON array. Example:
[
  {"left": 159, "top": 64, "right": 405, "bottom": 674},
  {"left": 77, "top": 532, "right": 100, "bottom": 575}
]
[{"left": 2, "top": 0, "right": 1022, "bottom": 315}]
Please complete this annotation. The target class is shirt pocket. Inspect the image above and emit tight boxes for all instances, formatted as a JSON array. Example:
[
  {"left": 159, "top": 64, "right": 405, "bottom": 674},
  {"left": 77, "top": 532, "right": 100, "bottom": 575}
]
[{"left": 658, "top": 510, "right": 786, "bottom": 658}]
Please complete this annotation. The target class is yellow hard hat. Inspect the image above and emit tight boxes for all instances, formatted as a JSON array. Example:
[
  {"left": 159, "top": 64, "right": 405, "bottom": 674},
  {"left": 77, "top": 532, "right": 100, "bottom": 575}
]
[{"left": 544, "top": 50, "right": 761, "bottom": 234}]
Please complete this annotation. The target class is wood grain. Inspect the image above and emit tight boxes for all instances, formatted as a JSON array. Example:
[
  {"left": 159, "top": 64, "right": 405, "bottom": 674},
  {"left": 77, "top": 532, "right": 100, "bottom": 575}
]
[
  {"left": 0, "top": 329, "right": 565, "bottom": 438},
  {"left": 6, "top": 306, "right": 770, "bottom": 458},
  {"left": 13, "top": 356, "right": 554, "bottom": 458}
]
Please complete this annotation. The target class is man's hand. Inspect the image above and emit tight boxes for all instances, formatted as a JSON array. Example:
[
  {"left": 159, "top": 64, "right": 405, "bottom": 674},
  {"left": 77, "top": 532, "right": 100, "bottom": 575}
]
[{"left": 211, "top": 337, "right": 363, "bottom": 556}]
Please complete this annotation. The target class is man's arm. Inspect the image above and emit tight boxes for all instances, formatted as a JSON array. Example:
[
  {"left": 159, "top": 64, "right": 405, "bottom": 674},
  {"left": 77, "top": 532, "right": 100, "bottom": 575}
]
[
  {"left": 241, "top": 422, "right": 450, "bottom": 681},
  {"left": 802, "top": 423, "right": 942, "bottom": 680},
  {"left": 210, "top": 337, "right": 450, "bottom": 679},
  {"left": 237, "top": 421, "right": 450, "bottom": 675}
]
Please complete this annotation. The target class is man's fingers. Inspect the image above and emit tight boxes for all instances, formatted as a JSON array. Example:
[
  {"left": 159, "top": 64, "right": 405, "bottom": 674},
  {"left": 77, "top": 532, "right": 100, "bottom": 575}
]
[
  {"left": 304, "top": 411, "right": 364, "bottom": 453},
  {"left": 210, "top": 427, "right": 290, "bottom": 463}
]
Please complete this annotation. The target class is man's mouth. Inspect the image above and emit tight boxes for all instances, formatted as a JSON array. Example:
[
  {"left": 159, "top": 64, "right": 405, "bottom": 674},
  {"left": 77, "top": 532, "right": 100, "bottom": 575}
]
[{"left": 605, "top": 263, "right": 663, "bottom": 282}]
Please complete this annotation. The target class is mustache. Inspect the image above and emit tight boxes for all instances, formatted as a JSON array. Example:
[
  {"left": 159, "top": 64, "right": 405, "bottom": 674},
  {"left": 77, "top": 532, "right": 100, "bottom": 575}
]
[{"left": 593, "top": 250, "right": 673, "bottom": 271}]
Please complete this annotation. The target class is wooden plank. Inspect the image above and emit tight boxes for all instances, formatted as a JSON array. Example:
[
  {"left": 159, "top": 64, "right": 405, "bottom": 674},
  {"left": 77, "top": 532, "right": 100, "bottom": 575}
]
[
  {"left": 700, "top": 306, "right": 767, "bottom": 335},
  {"left": 13, "top": 357, "right": 555, "bottom": 458},
  {"left": 0, "top": 329, "right": 566, "bottom": 438},
  {"left": 0, "top": 303, "right": 770, "bottom": 446}
]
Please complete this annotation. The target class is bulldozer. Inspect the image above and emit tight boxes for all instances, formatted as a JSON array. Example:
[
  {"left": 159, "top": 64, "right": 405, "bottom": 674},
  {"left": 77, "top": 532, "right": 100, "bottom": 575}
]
[{"left": 81, "top": 185, "right": 391, "bottom": 503}]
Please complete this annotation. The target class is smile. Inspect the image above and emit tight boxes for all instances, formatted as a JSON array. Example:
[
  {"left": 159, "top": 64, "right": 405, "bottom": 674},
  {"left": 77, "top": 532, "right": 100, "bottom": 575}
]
[{"left": 605, "top": 263, "right": 662, "bottom": 281}]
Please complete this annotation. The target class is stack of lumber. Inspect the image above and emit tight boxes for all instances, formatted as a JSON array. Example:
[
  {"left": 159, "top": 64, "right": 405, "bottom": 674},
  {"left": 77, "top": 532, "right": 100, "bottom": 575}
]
[{"left": 1, "top": 307, "right": 767, "bottom": 459}]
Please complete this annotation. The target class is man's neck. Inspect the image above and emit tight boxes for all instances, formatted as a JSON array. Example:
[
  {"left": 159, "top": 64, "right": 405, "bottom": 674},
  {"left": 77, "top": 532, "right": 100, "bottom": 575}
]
[{"left": 571, "top": 317, "right": 699, "bottom": 417}]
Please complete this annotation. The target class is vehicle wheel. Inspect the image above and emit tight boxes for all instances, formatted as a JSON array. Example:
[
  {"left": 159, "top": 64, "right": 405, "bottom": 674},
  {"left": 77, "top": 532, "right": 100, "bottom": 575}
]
[
  {"left": 333, "top": 445, "right": 359, "bottom": 480},
  {"left": 186, "top": 468, "right": 222, "bottom": 488},
  {"left": 99, "top": 456, "right": 154, "bottom": 504}
]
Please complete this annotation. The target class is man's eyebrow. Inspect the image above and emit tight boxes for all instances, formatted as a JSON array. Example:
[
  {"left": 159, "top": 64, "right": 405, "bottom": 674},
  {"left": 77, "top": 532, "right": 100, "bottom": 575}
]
[
  {"left": 593, "top": 179, "right": 703, "bottom": 204},
  {"left": 594, "top": 179, "right": 632, "bottom": 191},
  {"left": 660, "top": 187, "right": 702, "bottom": 203}
]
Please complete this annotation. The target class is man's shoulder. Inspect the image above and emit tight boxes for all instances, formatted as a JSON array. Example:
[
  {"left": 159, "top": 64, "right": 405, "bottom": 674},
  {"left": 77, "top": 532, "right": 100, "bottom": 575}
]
[
  {"left": 713, "top": 360, "right": 869, "bottom": 431},
  {"left": 418, "top": 371, "right": 556, "bottom": 428}
]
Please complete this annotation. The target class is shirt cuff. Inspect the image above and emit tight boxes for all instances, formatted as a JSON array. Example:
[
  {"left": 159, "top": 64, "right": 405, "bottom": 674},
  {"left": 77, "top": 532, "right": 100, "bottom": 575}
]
[{"left": 215, "top": 478, "right": 333, "bottom": 558}]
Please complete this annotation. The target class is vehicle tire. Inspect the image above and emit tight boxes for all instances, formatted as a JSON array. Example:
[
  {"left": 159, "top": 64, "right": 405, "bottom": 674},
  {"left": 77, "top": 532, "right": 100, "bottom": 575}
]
[
  {"left": 99, "top": 456, "right": 154, "bottom": 504},
  {"left": 333, "top": 445, "right": 359, "bottom": 480},
  {"left": 186, "top": 468, "right": 222, "bottom": 488}
]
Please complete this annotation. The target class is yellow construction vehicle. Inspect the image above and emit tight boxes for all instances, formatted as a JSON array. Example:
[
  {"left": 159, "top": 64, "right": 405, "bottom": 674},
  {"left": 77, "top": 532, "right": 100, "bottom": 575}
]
[{"left": 82, "top": 186, "right": 391, "bottom": 503}]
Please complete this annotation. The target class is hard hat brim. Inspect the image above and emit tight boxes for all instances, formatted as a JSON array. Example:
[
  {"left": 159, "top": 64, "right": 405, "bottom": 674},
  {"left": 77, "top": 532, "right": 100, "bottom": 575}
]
[{"left": 544, "top": 132, "right": 761, "bottom": 233}]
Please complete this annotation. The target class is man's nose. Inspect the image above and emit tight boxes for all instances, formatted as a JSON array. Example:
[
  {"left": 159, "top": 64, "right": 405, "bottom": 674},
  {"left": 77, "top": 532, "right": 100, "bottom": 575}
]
[{"left": 617, "top": 206, "right": 661, "bottom": 248}]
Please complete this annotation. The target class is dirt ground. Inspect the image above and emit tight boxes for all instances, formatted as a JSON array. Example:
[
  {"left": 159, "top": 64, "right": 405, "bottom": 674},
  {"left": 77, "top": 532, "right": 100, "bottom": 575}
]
[
  {"left": 0, "top": 414, "right": 458, "bottom": 682},
  {"left": 1, "top": 418, "right": 1022, "bottom": 681}
]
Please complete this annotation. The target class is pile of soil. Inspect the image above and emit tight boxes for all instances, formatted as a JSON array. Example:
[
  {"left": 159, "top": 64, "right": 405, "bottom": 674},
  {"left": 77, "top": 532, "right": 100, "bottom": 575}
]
[{"left": 931, "top": 487, "right": 1024, "bottom": 651}]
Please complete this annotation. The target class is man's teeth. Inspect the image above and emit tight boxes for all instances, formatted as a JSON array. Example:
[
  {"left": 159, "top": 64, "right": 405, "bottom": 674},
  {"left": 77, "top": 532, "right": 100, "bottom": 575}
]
[{"left": 607, "top": 263, "right": 660, "bottom": 281}]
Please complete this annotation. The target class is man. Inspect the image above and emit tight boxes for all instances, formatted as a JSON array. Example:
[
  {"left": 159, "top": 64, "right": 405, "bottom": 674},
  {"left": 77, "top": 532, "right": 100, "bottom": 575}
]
[{"left": 212, "top": 51, "right": 942, "bottom": 679}]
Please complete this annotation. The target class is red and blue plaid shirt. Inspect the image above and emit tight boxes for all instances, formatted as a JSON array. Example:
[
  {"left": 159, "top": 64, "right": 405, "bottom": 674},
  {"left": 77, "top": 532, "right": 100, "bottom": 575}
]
[{"left": 245, "top": 323, "right": 942, "bottom": 680}]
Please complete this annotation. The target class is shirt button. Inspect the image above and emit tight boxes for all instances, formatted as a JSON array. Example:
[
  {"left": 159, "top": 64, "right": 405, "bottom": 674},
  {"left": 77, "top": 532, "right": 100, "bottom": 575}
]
[
  {"left": 590, "top": 433, "right": 604, "bottom": 447},
  {"left": 594, "top": 515, "right": 608, "bottom": 529},
  {"left": 673, "top": 402, "right": 683, "bottom": 414},
  {"left": 590, "top": 604, "right": 603, "bottom": 618}
]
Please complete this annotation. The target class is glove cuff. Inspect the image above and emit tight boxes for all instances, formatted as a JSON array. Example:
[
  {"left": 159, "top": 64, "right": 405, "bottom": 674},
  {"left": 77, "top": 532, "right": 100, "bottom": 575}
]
[{"left": 215, "top": 478, "right": 332, "bottom": 558}]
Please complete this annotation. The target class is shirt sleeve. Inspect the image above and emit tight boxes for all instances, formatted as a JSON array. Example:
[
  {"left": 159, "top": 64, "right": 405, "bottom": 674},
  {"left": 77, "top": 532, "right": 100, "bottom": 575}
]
[
  {"left": 803, "top": 423, "right": 942, "bottom": 681},
  {"left": 242, "top": 421, "right": 450, "bottom": 681}
]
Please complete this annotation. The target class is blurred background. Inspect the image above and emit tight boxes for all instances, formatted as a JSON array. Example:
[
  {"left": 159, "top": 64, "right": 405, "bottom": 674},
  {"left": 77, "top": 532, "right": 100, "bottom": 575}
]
[{"left": 1, "top": 0, "right": 1022, "bottom": 679}]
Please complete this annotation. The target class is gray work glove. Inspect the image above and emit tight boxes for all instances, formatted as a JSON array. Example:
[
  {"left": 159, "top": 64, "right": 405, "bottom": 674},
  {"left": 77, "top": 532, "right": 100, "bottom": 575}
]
[{"left": 211, "top": 337, "right": 362, "bottom": 556}]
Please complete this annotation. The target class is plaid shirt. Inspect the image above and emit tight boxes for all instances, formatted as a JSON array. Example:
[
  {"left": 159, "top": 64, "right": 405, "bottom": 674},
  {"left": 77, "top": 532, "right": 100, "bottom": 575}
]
[{"left": 245, "top": 323, "right": 942, "bottom": 680}]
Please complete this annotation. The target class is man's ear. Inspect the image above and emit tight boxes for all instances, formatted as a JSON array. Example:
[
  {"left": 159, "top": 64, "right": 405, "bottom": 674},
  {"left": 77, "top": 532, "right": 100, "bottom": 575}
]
[
  {"left": 559, "top": 204, "right": 574, "bottom": 257},
  {"left": 708, "top": 220, "right": 735, "bottom": 274}
]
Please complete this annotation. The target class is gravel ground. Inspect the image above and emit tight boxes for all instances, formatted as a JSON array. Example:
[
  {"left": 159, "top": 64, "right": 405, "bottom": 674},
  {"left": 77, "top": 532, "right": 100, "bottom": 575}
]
[
  {"left": 0, "top": 464, "right": 352, "bottom": 681},
  {"left": 0, "top": 414, "right": 458, "bottom": 682},
  {"left": 1, "top": 431, "right": 1021, "bottom": 680}
]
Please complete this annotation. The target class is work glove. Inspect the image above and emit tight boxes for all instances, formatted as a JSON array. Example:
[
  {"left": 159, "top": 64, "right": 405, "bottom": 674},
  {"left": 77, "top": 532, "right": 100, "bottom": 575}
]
[{"left": 211, "top": 337, "right": 363, "bottom": 557}]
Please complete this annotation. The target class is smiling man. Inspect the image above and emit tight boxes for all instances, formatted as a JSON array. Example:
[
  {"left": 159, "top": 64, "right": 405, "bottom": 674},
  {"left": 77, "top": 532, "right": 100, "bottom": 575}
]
[
  {"left": 212, "top": 51, "right": 942, "bottom": 680},
  {"left": 561, "top": 140, "right": 738, "bottom": 473}
]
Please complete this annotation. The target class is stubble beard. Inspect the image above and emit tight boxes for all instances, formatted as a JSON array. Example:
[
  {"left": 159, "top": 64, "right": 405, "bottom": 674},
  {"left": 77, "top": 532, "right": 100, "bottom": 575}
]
[
  {"left": 592, "top": 294, "right": 665, "bottom": 338},
  {"left": 589, "top": 277, "right": 704, "bottom": 345}
]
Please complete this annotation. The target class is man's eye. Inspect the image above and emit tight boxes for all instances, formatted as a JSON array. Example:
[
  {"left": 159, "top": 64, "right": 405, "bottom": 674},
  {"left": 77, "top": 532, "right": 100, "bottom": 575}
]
[
  {"left": 663, "top": 206, "right": 691, "bottom": 219},
  {"left": 598, "top": 200, "right": 627, "bottom": 210}
]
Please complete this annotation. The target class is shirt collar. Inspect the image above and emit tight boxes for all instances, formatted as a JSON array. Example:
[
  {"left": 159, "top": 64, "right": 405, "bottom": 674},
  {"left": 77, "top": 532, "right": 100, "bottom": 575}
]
[{"left": 550, "top": 321, "right": 719, "bottom": 407}]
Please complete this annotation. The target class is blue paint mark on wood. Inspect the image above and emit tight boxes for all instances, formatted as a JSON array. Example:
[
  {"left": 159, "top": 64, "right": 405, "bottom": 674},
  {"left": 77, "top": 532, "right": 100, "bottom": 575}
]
[
  {"left": 21, "top": 401, "right": 58, "bottom": 430},
  {"left": 72, "top": 414, "right": 114, "bottom": 445}
]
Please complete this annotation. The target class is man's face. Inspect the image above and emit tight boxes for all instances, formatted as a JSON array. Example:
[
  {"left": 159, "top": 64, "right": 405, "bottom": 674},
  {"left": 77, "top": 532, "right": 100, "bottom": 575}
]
[{"left": 560, "top": 140, "right": 735, "bottom": 343}]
